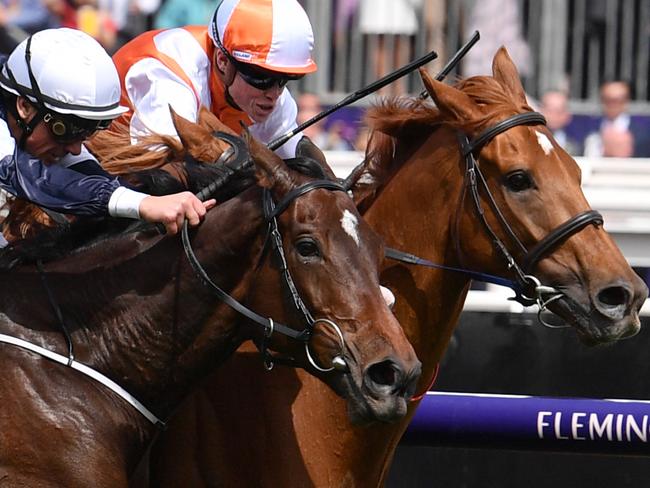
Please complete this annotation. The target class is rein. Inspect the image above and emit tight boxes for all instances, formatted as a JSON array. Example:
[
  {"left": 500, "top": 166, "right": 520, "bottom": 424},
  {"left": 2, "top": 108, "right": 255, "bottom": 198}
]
[
  {"left": 385, "top": 247, "right": 518, "bottom": 290},
  {"left": 182, "top": 132, "right": 350, "bottom": 372}
]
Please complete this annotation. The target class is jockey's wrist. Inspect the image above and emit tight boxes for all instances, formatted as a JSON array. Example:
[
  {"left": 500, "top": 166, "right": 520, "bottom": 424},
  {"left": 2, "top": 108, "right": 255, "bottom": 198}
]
[{"left": 108, "top": 186, "right": 149, "bottom": 219}]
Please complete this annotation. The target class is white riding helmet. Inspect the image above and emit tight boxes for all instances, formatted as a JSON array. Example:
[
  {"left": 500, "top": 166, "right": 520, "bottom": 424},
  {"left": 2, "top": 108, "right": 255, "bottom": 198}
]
[
  {"left": 208, "top": 0, "right": 317, "bottom": 75},
  {"left": 0, "top": 28, "right": 128, "bottom": 120}
]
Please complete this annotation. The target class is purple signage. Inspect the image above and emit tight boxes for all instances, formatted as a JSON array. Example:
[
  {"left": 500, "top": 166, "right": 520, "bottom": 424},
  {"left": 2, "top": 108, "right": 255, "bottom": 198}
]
[{"left": 403, "top": 392, "right": 650, "bottom": 455}]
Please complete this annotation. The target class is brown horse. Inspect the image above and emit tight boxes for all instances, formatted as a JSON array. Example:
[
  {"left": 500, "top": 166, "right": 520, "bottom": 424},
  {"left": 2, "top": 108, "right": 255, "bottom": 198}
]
[
  {"left": 140, "top": 48, "right": 648, "bottom": 487},
  {"left": 0, "top": 126, "right": 420, "bottom": 487}
]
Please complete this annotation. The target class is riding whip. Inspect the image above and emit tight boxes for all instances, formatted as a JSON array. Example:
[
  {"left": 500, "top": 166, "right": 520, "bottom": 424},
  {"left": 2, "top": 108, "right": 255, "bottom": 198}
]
[
  {"left": 268, "top": 49, "right": 439, "bottom": 151},
  {"left": 342, "top": 31, "right": 481, "bottom": 190}
]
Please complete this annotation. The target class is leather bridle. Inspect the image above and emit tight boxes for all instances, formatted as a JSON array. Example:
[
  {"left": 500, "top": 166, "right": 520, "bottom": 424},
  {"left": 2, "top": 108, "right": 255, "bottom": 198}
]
[
  {"left": 182, "top": 132, "right": 350, "bottom": 372},
  {"left": 458, "top": 111, "right": 603, "bottom": 307}
]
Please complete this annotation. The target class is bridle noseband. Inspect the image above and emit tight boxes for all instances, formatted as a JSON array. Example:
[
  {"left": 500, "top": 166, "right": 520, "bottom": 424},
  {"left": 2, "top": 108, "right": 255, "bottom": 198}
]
[
  {"left": 459, "top": 112, "right": 603, "bottom": 310},
  {"left": 183, "top": 132, "right": 350, "bottom": 372}
]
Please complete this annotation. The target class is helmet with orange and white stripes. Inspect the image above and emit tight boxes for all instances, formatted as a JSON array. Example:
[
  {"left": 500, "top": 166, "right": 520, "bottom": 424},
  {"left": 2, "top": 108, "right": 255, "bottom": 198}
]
[{"left": 208, "top": 0, "right": 317, "bottom": 75}]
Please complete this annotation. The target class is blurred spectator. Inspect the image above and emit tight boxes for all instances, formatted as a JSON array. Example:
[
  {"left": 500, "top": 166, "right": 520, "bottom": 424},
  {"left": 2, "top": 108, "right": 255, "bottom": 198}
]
[
  {"left": 463, "top": 0, "right": 531, "bottom": 78},
  {"left": 353, "top": 125, "right": 369, "bottom": 152},
  {"left": 297, "top": 93, "right": 329, "bottom": 149},
  {"left": 117, "top": 0, "right": 161, "bottom": 52},
  {"left": 297, "top": 93, "right": 354, "bottom": 151},
  {"left": 324, "top": 119, "right": 355, "bottom": 151},
  {"left": 539, "top": 90, "right": 582, "bottom": 156},
  {"left": 42, "top": 0, "right": 78, "bottom": 29},
  {"left": 76, "top": 3, "right": 118, "bottom": 51},
  {"left": 2, "top": 0, "right": 58, "bottom": 33},
  {"left": 154, "top": 0, "right": 212, "bottom": 29},
  {"left": 600, "top": 125, "right": 634, "bottom": 158},
  {"left": 0, "top": 0, "right": 59, "bottom": 53},
  {"left": 358, "top": 0, "right": 422, "bottom": 96},
  {"left": 584, "top": 80, "right": 650, "bottom": 158}
]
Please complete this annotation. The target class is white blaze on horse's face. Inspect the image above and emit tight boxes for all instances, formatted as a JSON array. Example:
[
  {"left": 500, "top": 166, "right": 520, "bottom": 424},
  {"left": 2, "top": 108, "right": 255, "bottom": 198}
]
[
  {"left": 341, "top": 209, "right": 360, "bottom": 246},
  {"left": 536, "top": 130, "right": 554, "bottom": 155}
]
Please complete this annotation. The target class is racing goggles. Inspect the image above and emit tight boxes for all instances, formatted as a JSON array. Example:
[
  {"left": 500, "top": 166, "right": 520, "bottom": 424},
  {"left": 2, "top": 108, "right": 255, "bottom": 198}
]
[
  {"left": 233, "top": 60, "right": 303, "bottom": 90},
  {"left": 43, "top": 112, "right": 113, "bottom": 143}
]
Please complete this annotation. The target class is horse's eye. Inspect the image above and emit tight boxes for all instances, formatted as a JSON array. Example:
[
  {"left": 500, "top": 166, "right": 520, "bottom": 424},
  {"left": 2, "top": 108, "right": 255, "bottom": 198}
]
[
  {"left": 505, "top": 170, "right": 534, "bottom": 192},
  {"left": 295, "top": 238, "right": 321, "bottom": 258}
]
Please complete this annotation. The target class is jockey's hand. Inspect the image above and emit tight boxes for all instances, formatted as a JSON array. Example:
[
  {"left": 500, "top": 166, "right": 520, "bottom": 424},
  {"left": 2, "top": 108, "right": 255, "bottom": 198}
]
[{"left": 139, "top": 192, "right": 216, "bottom": 235}]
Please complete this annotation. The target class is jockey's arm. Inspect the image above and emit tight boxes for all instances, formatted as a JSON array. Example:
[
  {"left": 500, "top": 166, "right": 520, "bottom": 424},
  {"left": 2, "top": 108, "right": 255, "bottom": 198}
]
[{"left": 0, "top": 139, "right": 214, "bottom": 234}]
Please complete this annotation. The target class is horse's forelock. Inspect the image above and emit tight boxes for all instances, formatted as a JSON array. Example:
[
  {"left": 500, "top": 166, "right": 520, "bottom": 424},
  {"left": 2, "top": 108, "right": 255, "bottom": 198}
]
[{"left": 451, "top": 76, "right": 533, "bottom": 134}]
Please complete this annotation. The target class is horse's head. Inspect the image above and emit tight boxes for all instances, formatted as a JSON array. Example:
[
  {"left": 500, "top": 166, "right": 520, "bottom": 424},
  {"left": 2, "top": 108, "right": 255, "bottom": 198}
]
[
  {"left": 419, "top": 47, "right": 647, "bottom": 345},
  {"left": 168, "top": 113, "right": 423, "bottom": 424}
]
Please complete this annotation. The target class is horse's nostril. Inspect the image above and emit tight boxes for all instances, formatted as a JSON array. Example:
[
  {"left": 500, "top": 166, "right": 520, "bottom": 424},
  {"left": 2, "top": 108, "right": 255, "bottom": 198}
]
[
  {"left": 597, "top": 286, "right": 630, "bottom": 308},
  {"left": 367, "top": 360, "right": 398, "bottom": 387}
]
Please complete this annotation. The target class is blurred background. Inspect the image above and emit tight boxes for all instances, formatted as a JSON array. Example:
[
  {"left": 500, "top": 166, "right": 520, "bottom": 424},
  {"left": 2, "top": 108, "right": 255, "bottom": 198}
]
[{"left": 3, "top": 2, "right": 650, "bottom": 485}]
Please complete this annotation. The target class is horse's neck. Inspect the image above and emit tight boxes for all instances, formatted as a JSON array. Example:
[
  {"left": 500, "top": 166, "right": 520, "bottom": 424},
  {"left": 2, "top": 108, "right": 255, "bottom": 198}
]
[
  {"left": 364, "top": 128, "right": 471, "bottom": 372},
  {"left": 0, "top": 193, "right": 266, "bottom": 415}
]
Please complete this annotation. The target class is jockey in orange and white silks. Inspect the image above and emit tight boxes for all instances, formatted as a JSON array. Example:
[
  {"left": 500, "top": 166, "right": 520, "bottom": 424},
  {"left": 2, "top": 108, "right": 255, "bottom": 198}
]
[{"left": 112, "top": 0, "right": 317, "bottom": 160}]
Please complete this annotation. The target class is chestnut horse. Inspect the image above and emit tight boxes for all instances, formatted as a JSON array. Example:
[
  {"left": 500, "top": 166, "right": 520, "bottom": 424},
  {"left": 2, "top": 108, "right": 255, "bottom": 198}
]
[
  {"left": 0, "top": 128, "right": 420, "bottom": 486},
  {"left": 140, "top": 48, "right": 648, "bottom": 487}
]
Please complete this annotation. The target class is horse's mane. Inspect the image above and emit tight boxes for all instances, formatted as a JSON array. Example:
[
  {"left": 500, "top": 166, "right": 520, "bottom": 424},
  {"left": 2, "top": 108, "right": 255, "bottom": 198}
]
[
  {"left": 87, "top": 121, "right": 185, "bottom": 175},
  {"left": 357, "top": 75, "right": 532, "bottom": 193}
]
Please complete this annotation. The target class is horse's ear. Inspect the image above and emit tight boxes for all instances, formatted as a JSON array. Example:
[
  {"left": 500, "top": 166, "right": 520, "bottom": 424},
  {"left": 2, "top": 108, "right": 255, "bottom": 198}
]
[
  {"left": 242, "top": 129, "right": 293, "bottom": 194},
  {"left": 295, "top": 135, "right": 338, "bottom": 180},
  {"left": 419, "top": 68, "right": 479, "bottom": 122},
  {"left": 491, "top": 46, "right": 527, "bottom": 105},
  {"left": 169, "top": 106, "right": 230, "bottom": 163}
]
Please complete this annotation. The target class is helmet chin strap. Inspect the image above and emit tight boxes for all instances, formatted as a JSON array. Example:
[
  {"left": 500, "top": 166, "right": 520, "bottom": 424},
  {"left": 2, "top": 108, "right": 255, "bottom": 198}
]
[
  {"left": 3, "top": 35, "right": 49, "bottom": 149},
  {"left": 9, "top": 99, "right": 44, "bottom": 150},
  {"left": 214, "top": 50, "right": 243, "bottom": 112}
]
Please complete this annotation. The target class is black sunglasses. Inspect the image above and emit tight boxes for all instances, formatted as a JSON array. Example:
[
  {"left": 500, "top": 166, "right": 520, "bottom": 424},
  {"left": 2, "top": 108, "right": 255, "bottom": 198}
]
[
  {"left": 43, "top": 112, "right": 112, "bottom": 143},
  {"left": 229, "top": 56, "right": 302, "bottom": 90}
]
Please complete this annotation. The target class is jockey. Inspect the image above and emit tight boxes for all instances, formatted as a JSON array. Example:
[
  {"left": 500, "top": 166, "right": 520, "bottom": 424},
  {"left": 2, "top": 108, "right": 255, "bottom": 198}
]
[
  {"left": 113, "top": 0, "right": 320, "bottom": 160},
  {"left": 0, "top": 28, "right": 214, "bottom": 241}
]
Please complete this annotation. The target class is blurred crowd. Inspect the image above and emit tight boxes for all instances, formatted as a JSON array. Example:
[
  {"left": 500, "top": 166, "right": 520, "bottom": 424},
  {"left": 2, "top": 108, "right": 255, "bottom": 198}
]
[
  {"left": 2, "top": 0, "right": 649, "bottom": 158},
  {"left": 0, "top": 0, "right": 213, "bottom": 55},
  {"left": 539, "top": 80, "right": 650, "bottom": 159}
]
